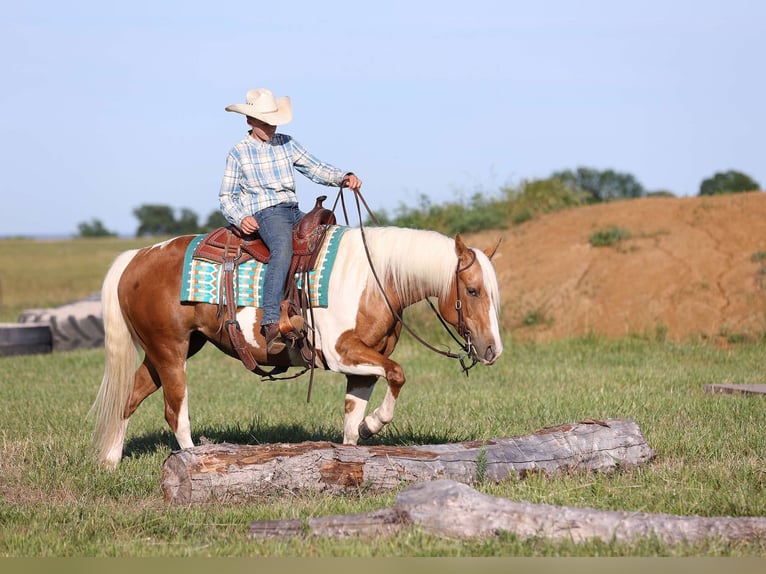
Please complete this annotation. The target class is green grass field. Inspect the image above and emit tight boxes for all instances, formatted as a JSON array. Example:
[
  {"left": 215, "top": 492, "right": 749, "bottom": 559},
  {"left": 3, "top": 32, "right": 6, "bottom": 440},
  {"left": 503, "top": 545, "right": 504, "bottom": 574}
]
[{"left": 1, "top": 238, "right": 765, "bottom": 557}]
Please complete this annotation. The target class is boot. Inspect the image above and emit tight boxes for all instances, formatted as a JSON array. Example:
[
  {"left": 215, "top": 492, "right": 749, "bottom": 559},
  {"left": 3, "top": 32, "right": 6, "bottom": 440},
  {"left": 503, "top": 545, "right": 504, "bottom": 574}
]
[{"left": 262, "top": 322, "right": 286, "bottom": 354}]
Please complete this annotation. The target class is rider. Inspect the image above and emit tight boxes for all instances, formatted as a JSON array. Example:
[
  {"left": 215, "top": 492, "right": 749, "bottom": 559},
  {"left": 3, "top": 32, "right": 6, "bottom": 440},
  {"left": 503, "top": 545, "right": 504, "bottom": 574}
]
[{"left": 219, "top": 88, "right": 362, "bottom": 354}]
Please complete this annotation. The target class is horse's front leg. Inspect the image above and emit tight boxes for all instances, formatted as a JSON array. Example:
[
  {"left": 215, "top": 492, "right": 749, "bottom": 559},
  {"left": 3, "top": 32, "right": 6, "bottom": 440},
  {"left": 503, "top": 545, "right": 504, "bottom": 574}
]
[
  {"left": 344, "top": 375, "right": 377, "bottom": 444},
  {"left": 336, "top": 332, "right": 406, "bottom": 442}
]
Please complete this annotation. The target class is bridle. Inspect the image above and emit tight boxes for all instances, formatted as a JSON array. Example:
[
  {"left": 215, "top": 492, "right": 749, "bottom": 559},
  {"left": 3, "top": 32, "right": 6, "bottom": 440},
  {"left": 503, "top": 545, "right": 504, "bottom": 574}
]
[{"left": 332, "top": 186, "right": 481, "bottom": 375}]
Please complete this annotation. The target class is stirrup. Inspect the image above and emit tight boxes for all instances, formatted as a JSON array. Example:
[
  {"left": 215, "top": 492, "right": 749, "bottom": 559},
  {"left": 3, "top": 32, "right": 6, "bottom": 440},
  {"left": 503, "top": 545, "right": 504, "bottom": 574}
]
[{"left": 278, "top": 300, "right": 304, "bottom": 339}]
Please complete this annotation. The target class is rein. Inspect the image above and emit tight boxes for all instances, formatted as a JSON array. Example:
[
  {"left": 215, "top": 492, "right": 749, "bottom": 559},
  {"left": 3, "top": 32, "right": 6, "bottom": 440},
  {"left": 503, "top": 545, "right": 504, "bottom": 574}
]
[{"left": 331, "top": 186, "right": 480, "bottom": 375}]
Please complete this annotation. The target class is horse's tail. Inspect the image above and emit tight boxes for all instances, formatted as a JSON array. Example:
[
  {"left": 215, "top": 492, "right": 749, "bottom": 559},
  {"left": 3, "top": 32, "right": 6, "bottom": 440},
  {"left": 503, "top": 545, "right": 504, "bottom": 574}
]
[{"left": 89, "top": 249, "right": 140, "bottom": 469}]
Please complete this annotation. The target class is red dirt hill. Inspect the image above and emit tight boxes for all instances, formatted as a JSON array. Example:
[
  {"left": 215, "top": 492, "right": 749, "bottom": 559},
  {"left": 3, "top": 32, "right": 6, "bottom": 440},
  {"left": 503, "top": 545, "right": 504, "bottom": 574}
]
[{"left": 464, "top": 191, "right": 766, "bottom": 343}]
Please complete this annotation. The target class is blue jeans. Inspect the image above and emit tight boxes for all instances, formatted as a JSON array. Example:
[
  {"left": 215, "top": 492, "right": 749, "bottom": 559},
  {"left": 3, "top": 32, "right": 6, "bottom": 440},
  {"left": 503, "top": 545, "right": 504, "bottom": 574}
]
[{"left": 254, "top": 203, "right": 305, "bottom": 325}]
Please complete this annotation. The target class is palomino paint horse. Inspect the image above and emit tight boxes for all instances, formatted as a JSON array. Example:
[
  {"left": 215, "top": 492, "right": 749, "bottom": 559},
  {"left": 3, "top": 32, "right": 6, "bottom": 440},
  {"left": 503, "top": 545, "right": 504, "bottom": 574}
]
[{"left": 91, "top": 225, "right": 502, "bottom": 469}]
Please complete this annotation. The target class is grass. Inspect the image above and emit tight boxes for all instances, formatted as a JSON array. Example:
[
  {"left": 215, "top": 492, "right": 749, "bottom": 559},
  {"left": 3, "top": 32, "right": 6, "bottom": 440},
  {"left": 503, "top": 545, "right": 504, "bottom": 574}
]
[
  {"left": 0, "top": 236, "right": 163, "bottom": 322},
  {"left": 2, "top": 237, "right": 766, "bottom": 557},
  {"left": 1, "top": 336, "right": 766, "bottom": 556}
]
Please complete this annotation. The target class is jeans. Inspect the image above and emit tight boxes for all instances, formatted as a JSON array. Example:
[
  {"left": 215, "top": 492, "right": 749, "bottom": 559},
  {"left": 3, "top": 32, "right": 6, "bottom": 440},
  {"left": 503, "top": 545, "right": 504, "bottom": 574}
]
[{"left": 254, "top": 203, "right": 305, "bottom": 325}]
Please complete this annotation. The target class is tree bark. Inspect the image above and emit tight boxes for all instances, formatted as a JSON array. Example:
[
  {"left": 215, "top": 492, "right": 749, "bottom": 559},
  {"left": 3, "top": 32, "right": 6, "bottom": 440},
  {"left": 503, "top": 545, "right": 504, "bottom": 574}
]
[
  {"left": 249, "top": 479, "right": 766, "bottom": 545},
  {"left": 162, "top": 418, "right": 655, "bottom": 505}
]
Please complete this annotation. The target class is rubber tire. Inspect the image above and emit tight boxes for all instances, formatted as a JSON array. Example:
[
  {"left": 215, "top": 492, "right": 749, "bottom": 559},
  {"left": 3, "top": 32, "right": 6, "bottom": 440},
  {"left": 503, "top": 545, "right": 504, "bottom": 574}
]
[
  {"left": 0, "top": 323, "right": 53, "bottom": 356},
  {"left": 17, "top": 293, "right": 104, "bottom": 352}
]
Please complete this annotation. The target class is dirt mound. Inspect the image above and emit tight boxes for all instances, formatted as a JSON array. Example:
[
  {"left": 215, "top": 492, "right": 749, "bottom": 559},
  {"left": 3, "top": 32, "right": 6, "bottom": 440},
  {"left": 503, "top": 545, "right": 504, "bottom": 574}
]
[{"left": 465, "top": 191, "right": 766, "bottom": 343}]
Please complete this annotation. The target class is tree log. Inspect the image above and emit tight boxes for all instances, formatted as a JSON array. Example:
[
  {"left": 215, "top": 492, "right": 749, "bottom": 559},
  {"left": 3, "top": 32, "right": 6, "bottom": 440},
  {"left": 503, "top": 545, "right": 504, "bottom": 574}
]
[
  {"left": 249, "top": 479, "right": 766, "bottom": 545},
  {"left": 162, "top": 418, "right": 655, "bottom": 505},
  {"left": 703, "top": 383, "right": 766, "bottom": 396}
]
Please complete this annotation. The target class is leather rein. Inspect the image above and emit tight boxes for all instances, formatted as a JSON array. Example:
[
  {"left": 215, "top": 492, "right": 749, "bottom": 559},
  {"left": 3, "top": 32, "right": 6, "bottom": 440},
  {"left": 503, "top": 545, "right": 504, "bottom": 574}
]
[{"left": 331, "top": 186, "right": 480, "bottom": 375}]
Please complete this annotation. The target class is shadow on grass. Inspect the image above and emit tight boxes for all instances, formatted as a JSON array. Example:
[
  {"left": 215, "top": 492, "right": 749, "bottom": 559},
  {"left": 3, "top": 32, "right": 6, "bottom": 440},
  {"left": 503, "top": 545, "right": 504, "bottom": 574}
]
[{"left": 122, "top": 421, "right": 466, "bottom": 461}]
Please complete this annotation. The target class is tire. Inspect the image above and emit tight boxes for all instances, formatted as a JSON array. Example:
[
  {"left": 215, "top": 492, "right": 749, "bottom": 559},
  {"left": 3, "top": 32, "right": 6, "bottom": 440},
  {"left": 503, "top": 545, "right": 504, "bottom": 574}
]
[
  {"left": 17, "top": 309, "right": 50, "bottom": 323},
  {"left": 48, "top": 312, "right": 105, "bottom": 351},
  {"left": 0, "top": 323, "right": 52, "bottom": 356},
  {"left": 16, "top": 293, "right": 104, "bottom": 352}
]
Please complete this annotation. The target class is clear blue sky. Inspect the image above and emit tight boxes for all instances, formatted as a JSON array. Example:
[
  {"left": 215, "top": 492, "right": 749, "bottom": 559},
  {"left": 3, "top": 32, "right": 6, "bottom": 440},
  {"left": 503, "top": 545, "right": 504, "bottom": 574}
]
[{"left": 1, "top": 0, "right": 763, "bottom": 237}]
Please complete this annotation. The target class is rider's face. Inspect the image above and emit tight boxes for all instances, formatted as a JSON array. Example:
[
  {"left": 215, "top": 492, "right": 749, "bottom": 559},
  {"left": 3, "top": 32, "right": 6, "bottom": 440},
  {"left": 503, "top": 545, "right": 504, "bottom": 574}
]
[{"left": 247, "top": 116, "right": 277, "bottom": 142}]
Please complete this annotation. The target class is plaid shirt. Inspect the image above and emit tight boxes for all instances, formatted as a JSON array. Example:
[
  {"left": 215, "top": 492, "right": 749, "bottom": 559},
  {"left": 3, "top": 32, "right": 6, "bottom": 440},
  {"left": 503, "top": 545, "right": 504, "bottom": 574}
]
[{"left": 219, "top": 133, "right": 346, "bottom": 226}]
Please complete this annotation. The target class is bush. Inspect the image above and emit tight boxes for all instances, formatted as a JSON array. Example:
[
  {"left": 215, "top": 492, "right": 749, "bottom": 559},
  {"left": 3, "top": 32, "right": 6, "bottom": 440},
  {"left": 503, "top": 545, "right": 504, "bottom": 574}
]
[
  {"left": 589, "top": 226, "right": 632, "bottom": 247},
  {"left": 504, "top": 177, "right": 589, "bottom": 223},
  {"left": 370, "top": 192, "right": 507, "bottom": 235}
]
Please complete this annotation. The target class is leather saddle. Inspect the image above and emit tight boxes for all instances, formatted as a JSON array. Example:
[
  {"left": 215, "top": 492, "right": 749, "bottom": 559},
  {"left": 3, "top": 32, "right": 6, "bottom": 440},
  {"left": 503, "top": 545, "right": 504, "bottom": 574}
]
[
  {"left": 191, "top": 196, "right": 337, "bottom": 372},
  {"left": 193, "top": 195, "right": 337, "bottom": 269}
]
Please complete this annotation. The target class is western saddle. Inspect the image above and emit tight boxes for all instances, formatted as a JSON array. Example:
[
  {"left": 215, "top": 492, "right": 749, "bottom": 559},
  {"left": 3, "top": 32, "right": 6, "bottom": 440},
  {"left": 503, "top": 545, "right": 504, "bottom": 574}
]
[{"left": 191, "top": 196, "right": 337, "bottom": 372}]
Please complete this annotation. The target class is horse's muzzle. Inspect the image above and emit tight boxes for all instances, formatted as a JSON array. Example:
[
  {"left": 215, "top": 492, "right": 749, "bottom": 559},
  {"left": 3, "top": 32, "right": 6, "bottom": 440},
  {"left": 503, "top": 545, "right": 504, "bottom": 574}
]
[{"left": 481, "top": 344, "right": 500, "bottom": 365}]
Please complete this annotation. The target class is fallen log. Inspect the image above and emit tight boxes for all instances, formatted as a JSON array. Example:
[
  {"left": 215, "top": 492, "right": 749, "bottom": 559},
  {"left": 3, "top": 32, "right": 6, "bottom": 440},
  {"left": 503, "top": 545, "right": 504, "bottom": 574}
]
[
  {"left": 703, "top": 383, "right": 766, "bottom": 396},
  {"left": 249, "top": 479, "right": 766, "bottom": 545},
  {"left": 162, "top": 418, "right": 655, "bottom": 505}
]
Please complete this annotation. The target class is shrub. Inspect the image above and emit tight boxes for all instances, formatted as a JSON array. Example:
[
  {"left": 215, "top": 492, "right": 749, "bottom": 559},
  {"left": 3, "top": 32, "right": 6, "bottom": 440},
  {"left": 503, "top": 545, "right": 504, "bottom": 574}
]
[
  {"left": 589, "top": 226, "right": 632, "bottom": 247},
  {"left": 504, "top": 177, "right": 589, "bottom": 224}
]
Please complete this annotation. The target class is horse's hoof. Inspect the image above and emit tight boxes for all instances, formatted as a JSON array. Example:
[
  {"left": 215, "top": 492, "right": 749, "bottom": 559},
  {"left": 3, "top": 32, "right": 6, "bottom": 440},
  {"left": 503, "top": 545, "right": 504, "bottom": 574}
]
[{"left": 358, "top": 421, "right": 373, "bottom": 440}]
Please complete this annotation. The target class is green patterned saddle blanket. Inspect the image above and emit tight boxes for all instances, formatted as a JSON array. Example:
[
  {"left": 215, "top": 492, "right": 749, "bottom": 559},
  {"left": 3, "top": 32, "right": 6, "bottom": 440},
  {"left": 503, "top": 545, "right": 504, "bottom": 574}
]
[{"left": 180, "top": 225, "right": 348, "bottom": 308}]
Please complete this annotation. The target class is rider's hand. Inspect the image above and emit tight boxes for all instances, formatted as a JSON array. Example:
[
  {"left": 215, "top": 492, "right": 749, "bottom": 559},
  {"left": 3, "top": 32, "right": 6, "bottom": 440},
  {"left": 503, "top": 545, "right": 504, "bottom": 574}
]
[
  {"left": 342, "top": 173, "right": 362, "bottom": 192},
  {"left": 240, "top": 216, "right": 259, "bottom": 234}
]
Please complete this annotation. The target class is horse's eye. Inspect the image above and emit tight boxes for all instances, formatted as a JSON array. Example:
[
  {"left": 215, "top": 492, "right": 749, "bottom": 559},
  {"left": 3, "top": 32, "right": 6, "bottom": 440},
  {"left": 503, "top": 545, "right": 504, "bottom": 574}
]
[{"left": 467, "top": 287, "right": 479, "bottom": 297}]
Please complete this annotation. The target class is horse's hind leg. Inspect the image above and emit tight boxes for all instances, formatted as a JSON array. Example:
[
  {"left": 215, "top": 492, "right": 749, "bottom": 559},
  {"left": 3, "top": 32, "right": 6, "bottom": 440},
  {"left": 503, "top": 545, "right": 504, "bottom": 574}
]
[
  {"left": 147, "top": 356, "right": 194, "bottom": 450},
  {"left": 118, "top": 338, "right": 203, "bottom": 460},
  {"left": 99, "top": 358, "right": 162, "bottom": 466}
]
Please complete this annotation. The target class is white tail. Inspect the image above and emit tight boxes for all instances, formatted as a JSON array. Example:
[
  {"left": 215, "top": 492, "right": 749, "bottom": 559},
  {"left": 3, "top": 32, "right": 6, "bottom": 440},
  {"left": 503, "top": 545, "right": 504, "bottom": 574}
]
[{"left": 89, "top": 249, "right": 140, "bottom": 469}]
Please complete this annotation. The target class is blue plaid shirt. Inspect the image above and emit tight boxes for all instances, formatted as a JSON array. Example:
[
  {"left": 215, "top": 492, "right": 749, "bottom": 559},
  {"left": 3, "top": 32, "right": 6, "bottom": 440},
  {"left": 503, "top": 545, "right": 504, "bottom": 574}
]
[{"left": 219, "top": 133, "right": 346, "bottom": 226}]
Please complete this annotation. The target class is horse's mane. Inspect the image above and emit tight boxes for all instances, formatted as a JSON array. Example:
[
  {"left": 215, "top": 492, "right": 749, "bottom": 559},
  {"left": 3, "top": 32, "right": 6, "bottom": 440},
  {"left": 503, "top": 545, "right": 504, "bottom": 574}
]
[{"left": 340, "top": 227, "right": 461, "bottom": 303}]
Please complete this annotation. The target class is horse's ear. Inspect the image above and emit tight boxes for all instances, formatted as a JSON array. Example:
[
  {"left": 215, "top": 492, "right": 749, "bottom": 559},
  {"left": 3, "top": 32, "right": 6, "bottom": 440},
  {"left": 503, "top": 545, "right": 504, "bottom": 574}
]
[
  {"left": 484, "top": 237, "right": 502, "bottom": 260},
  {"left": 454, "top": 234, "right": 470, "bottom": 260}
]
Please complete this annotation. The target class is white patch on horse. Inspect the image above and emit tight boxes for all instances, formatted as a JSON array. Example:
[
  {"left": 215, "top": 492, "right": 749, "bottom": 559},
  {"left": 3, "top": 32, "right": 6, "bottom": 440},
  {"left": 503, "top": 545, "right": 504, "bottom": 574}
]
[
  {"left": 236, "top": 307, "right": 261, "bottom": 348},
  {"left": 147, "top": 237, "right": 187, "bottom": 251},
  {"left": 175, "top": 389, "right": 193, "bottom": 449},
  {"left": 476, "top": 250, "right": 503, "bottom": 356}
]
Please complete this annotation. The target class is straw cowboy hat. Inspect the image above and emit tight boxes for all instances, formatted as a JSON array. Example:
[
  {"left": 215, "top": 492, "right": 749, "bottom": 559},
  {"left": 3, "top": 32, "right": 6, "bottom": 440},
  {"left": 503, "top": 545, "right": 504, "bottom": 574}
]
[{"left": 225, "top": 88, "right": 293, "bottom": 125}]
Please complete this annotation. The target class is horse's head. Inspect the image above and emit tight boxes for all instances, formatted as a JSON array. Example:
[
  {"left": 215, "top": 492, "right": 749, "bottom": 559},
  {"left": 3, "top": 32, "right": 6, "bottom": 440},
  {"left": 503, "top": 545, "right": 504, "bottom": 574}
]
[{"left": 439, "top": 234, "right": 503, "bottom": 365}]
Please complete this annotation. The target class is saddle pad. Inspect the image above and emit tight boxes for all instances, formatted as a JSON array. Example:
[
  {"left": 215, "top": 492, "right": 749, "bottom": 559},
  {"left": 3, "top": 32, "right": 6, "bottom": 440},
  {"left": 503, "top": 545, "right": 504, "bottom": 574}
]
[{"left": 180, "top": 225, "right": 348, "bottom": 308}]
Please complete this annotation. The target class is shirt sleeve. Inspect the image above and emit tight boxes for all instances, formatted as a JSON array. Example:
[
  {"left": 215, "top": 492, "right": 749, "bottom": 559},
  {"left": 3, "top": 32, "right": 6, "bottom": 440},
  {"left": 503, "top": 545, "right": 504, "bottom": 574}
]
[
  {"left": 290, "top": 138, "right": 346, "bottom": 187},
  {"left": 218, "top": 151, "right": 248, "bottom": 226}
]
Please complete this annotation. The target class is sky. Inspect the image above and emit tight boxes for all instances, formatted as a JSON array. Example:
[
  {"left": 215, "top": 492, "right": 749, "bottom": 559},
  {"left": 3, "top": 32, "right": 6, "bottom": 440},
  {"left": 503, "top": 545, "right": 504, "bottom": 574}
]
[{"left": 1, "top": 0, "right": 764, "bottom": 237}]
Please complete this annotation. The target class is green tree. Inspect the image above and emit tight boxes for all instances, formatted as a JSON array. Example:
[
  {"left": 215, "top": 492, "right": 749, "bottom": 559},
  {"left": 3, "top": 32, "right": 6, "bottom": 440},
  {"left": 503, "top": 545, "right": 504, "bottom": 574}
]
[
  {"left": 203, "top": 210, "right": 229, "bottom": 231},
  {"left": 699, "top": 170, "right": 761, "bottom": 196},
  {"left": 552, "top": 167, "right": 645, "bottom": 202},
  {"left": 76, "top": 218, "right": 117, "bottom": 238},
  {"left": 176, "top": 208, "right": 200, "bottom": 235},
  {"left": 133, "top": 204, "right": 182, "bottom": 237}
]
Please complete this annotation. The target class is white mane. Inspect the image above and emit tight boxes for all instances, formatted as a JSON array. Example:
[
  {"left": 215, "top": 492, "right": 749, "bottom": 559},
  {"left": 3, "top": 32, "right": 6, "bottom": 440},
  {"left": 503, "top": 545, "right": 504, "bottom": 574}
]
[{"left": 337, "top": 227, "right": 460, "bottom": 303}]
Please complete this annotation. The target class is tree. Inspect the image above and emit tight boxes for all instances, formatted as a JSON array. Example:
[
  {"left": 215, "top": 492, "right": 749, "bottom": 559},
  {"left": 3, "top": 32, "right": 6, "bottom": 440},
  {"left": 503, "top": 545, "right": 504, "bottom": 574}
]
[
  {"left": 133, "top": 204, "right": 181, "bottom": 236},
  {"left": 203, "top": 210, "right": 228, "bottom": 231},
  {"left": 552, "top": 167, "right": 645, "bottom": 202},
  {"left": 176, "top": 208, "right": 200, "bottom": 235},
  {"left": 699, "top": 170, "right": 761, "bottom": 196},
  {"left": 76, "top": 218, "right": 117, "bottom": 238}
]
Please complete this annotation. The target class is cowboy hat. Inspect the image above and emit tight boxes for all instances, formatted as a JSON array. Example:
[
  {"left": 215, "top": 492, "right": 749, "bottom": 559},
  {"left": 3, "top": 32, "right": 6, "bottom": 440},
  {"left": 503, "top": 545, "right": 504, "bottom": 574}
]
[{"left": 225, "top": 88, "right": 293, "bottom": 125}]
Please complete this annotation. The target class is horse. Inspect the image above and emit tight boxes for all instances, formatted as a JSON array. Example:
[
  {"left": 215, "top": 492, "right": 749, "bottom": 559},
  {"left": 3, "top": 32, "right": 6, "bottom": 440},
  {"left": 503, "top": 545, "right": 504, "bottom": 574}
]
[{"left": 90, "top": 225, "right": 503, "bottom": 469}]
